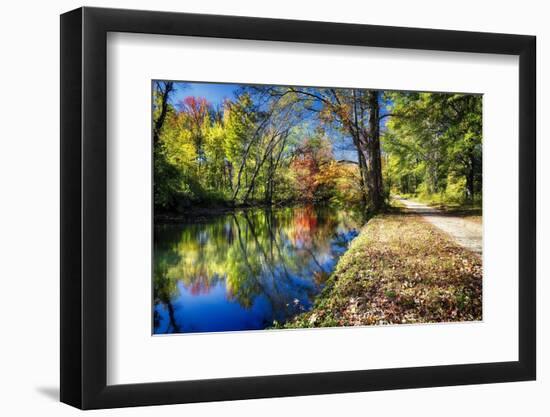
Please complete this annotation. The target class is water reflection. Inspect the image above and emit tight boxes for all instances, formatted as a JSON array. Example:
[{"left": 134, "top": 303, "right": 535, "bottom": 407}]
[{"left": 153, "top": 205, "right": 363, "bottom": 334}]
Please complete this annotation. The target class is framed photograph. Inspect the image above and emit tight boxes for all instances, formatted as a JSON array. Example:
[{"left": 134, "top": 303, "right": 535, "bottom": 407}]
[{"left": 60, "top": 6, "right": 536, "bottom": 409}]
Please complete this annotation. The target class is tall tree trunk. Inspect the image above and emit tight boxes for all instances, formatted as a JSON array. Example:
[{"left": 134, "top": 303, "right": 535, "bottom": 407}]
[
  {"left": 243, "top": 133, "right": 284, "bottom": 203},
  {"left": 231, "top": 118, "right": 271, "bottom": 203},
  {"left": 265, "top": 155, "right": 274, "bottom": 203},
  {"left": 356, "top": 145, "right": 369, "bottom": 205},
  {"left": 153, "top": 81, "right": 173, "bottom": 144},
  {"left": 366, "top": 90, "right": 384, "bottom": 213},
  {"left": 351, "top": 89, "right": 369, "bottom": 206}
]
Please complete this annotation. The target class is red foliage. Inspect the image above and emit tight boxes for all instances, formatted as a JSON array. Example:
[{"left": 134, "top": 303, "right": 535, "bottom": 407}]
[
  {"left": 291, "top": 151, "right": 320, "bottom": 200},
  {"left": 188, "top": 273, "right": 212, "bottom": 295},
  {"left": 179, "top": 96, "right": 210, "bottom": 126}
]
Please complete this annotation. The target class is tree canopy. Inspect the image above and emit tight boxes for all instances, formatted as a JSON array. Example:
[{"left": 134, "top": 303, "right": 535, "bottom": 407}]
[{"left": 153, "top": 82, "right": 482, "bottom": 214}]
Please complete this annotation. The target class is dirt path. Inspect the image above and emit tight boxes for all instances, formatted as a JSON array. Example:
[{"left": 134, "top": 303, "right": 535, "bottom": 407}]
[{"left": 397, "top": 198, "right": 482, "bottom": 255}]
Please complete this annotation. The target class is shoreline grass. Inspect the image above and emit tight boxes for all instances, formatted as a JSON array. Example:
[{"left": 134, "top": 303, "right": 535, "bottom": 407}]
[{"left": 277, "top": 211, "right": 482, "bottom": 329}]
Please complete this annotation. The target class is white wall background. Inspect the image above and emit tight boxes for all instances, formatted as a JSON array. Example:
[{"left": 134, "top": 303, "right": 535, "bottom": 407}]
[{"left": 0, "top": 0, "right": 546, "bottom": 415}]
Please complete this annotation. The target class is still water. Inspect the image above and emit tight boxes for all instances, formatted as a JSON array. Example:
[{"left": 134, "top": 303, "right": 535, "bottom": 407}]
[{"left": 153, "top": 204, "right": 364, "bottom": 334}]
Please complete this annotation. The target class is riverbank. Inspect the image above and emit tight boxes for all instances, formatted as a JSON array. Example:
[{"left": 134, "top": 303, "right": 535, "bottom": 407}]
[
  {"left": 277, "top": 210, "right": 482, "bottom": 328},
  {"left": 154, "top": 198, "right": 353, "bottom": 223}
]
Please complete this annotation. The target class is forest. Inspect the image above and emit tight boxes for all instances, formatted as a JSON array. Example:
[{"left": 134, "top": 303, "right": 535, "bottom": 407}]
[
  {"left": 153, "top": 82, "right": 482, "bottom": 216},
  {"left": 152, "top": 81, "right": 483, "bottom": 334}
]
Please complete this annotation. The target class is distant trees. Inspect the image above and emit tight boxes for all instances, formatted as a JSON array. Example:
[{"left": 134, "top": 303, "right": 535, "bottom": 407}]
[
  {"left": 255, "top": 86, "right": 388, "bottom": 213},
  {"left": 152, "top": 84, "right": 350, "bottom": 211},
  {"left": 291, "top": 135, "right": 332, "bottom": 201},
  {"left": 178, "top": 96, "right": 210, "bottom": 168},
  {"left": 384, "top": 93, "right": 482, "bottom": 203},
  {"left": 224, "top": 91, "right": 302, "bottom": 204},
  {"left": 153, "top": 82, "right": 482, "bottom": 213}
]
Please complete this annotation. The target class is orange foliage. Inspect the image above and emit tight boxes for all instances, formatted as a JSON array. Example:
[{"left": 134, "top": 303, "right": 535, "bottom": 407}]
[
  {"left": 291, "top": 153, "right": 320, "bottom": 200},
  {"left": 288, "top": 205, "right": 318, "bottom": 248}
]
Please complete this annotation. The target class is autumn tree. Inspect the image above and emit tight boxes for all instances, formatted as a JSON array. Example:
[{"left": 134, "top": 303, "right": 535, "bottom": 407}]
[
  {"left": 152, "top": 81, "right": 482, "bottom": 212},
  {"left": 254, "top": 86, "right": 389, "bottom": 213},
  {"left": 178, "top": 96, "right": 211, "bottom": 170}
]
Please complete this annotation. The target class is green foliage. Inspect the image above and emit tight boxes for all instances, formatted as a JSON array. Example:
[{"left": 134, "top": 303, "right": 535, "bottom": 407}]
[
  {"left": 383, "top": 92, "right": 482, "bottom": 205},
  {"left": 153, "top": 83, "right": 482, "bottom": 213},
  {"left": 154, "top": 205, "right": 365, "bottom": 320},
  {"left": 153, "top": 87, "right": 366, "bottom": 212}
]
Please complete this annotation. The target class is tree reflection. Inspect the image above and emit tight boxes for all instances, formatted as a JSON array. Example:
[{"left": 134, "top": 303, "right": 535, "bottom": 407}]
[{"left": 153, "top": 204, "right": 363, "bottom": 333}]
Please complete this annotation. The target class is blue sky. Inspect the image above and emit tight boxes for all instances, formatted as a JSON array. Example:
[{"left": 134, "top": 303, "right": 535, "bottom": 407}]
[
  {"left": 161, "top": 81, "right": 394, "bottom": 162},
  {"left": 169, "top": 82, "right": 240, "bottom": 108}
]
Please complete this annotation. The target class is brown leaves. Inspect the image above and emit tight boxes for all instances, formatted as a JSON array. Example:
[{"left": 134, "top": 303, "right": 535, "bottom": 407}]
[{"left": 284, "top": 213, "right": 483, "bottom": 328}]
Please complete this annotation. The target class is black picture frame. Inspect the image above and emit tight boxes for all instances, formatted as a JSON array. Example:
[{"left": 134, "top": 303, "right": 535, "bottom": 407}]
[{"left": 60, "top": 6, "right": 536, "bottom": 410}]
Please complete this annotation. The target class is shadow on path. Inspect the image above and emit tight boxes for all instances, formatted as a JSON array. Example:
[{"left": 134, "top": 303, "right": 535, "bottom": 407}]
[{"left": 396, "top": 198, "right": 482, "bottom": 255}]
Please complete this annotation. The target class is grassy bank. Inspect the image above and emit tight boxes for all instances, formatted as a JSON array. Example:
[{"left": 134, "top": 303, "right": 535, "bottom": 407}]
[{"left": 278, "top": 211, "right": 482, "bottom": 328}]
